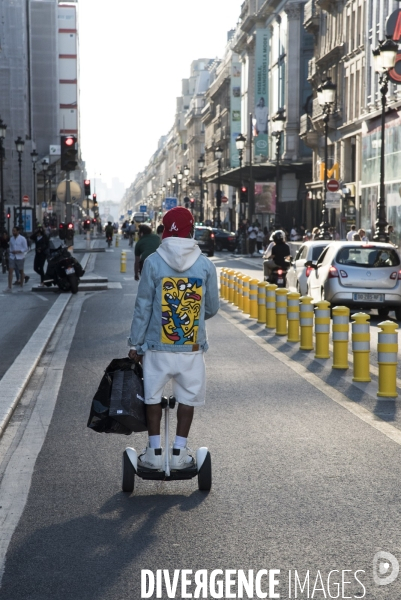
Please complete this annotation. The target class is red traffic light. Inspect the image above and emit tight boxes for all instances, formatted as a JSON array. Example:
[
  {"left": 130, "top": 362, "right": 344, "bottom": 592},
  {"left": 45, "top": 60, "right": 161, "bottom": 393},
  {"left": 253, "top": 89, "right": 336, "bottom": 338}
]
[
  {"left": 84, "top": 179, "right": 90, "bottom": 185},
  {"left": 93, "top": 193, "right": 97, "bottom": 199},
  {"left": 67, "top": 223, "right": 74, "bottom": 230},
  {"left": 65, "top": 137, "right": 74, "bottom": 146},
  {"left": 190, "top": 198, "right": 195, "bottom": 203},
  {"left": 59, "top": 223, "right": 65, "bottom": 229},
  {"left": 241, "top": 186, "right": 247, "bottom": 193}
]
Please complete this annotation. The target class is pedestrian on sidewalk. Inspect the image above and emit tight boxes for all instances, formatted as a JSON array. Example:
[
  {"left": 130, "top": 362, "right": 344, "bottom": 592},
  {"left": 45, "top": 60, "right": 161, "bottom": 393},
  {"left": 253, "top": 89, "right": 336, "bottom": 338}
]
[
  {"left": 0, "top": 231, "right": 9, "bottom": 274},
  {"left": 30, "top": 226, "right": 49, "bottom": 286},
  {"left": 128, "top": 206, "right": 219, "bottom": 471},
  {"left": 248, "top": 222, "right": 258, "bottom": 255},
  {"left": 4, "top": 227, "right": 28, "bottom": 293},
  {"left": 256, "top": 228, "right": 264, "bottom": 252}
]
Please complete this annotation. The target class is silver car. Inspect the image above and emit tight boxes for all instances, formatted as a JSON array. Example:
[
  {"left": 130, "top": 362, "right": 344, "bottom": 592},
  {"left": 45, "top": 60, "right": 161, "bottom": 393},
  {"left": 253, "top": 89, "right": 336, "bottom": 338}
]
[
  {"left": 306, "top": 241, "right": 401, "bottom": 319},
  {"left": 286, "top": 241, "right": 328, "bottom": 295}
]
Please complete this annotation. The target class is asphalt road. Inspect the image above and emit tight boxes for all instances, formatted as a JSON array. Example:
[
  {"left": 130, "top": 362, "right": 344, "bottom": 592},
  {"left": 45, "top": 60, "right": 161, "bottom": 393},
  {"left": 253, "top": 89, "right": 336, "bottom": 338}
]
[{"left": 1, "top": 240, "right": 401, "bottom": 599}]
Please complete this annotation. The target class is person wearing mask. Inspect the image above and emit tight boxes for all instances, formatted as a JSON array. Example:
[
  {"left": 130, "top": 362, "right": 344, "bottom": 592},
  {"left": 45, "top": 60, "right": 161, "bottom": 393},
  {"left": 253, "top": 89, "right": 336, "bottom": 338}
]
[
  {"left": 128, "top": 207, "right": 219, "bottom": 470},
  {"left": 134, "top": 224, "right": 161, "bottom": 280},
  {"left": 30, "top": 226, "right": 49, "bottom": 286}
]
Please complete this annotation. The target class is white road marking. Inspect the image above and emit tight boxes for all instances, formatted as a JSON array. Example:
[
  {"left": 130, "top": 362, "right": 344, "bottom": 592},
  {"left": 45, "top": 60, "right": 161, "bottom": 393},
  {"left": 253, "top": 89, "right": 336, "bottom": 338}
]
[
  {"left": 220, "top": 307, "right": 401, "bottom": 448},
  {"left": 0, "top": 295, "right": 85, "bottom": 583},
  {"left": 34, "top": 294, "right": 49, "bottom": 302}
]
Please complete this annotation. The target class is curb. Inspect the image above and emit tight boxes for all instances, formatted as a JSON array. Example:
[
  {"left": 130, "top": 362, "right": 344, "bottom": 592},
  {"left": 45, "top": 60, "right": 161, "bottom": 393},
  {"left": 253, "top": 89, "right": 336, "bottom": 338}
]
[{"left": 0, "top": 252, "right": 91, "bottom": 439}]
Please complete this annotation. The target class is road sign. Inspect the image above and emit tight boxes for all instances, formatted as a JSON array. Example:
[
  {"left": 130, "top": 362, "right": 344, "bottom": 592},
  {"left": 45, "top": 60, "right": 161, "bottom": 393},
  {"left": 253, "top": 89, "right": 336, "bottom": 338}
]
[
  {"left": 42, "top": 202, "right": 47, "bottom": 209},
  {"left": 127, "top": 210, "right": 132, "bottom": 216},
  {"left": 326, "top": 192, "right": 341, "bottom": 208},
  {"left": 164, "top": 197, "right": 177, "bottom": 210},
  {"left": 327, "top": 179, "right": 340, "bottom": 192},
  {"left": 47, "top": 205, "right": 53, "bottom": 213},
  {"left": 221, "top": 196, "right": 228, "bottom": 203},
  {"left": 23, "top": 195, "right": 29, "bottom": 203},
  {"left": 139, "top": 205, "right": 147, "bottom": 213}
]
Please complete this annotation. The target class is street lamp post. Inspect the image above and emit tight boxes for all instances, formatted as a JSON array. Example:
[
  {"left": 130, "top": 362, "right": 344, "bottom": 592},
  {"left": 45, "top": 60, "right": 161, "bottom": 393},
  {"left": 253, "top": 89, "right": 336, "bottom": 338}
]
[
  {"left": 317, "top": 77, "right": 337, "bottom": 240},
  {"left": 271, "top": 110, "right": 286, "bottom": 229},
  {"left": 30, "top": 150, "right": 38, "bottom": 232},
  {"left": 372, "top": 37, "right": 398, "bottom": 242},
  {"left": 0, "top": 119, "right": 7, "bottom": 234},
  {"left": 236, "top": 134, "right": 246, "bottom": 221},
  {"left": 177, "top": 170, "right": 183, "bottom": 205},
  {"left": 42, "top": 160, "right": 48, "bottom": 221},
  {"left": 198, "top": 155, "right": 205, "bottom": 223},
  {"left": 172, "top": 174, "right": 177, "bottom": 200},
  {"left": 214, "top": 146, "right": 223, "bottom": 227},
  {"left": 15, "top": 137, "right": 25, "bottom": 230}
]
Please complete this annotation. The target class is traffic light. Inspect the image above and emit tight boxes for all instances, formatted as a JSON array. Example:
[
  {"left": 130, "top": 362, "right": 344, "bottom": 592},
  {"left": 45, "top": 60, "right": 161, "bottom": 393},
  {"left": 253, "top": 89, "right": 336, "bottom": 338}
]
[
  {"left": 83, "top": 219, "right": 91, "bottom": 231},
  {"left": 6, "top": 208, "right": 10, "bottom": 220},
  {"left": 184, "top": 196, "right": 190, "bottom": 209},
  {"left": 66, "top": 222, "right": 74, "bottom": 241},
  {"left": 92, "top": 193, "right": 97, "bottom": 204},
  {"left": 240, "top": 186, "right": 248, "bottom": 203},
  {"left": 216, "top": 189, "right": 222, "bottom": 207},
  {"left": 60, "top": 135, "right": 78, "bottom": 171},
  {"left": 59, "top": 222, "right": 66, "bottom": 240},
  {"left": 84, "top": 179, "right": 91, "bottom": 196}
]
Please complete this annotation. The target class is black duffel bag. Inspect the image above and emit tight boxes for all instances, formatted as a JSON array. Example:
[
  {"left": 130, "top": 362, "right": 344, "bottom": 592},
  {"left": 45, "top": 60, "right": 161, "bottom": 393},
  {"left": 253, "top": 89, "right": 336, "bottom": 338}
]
[{"left": 87, "top": 358, "right": 147, "bottom": 435}]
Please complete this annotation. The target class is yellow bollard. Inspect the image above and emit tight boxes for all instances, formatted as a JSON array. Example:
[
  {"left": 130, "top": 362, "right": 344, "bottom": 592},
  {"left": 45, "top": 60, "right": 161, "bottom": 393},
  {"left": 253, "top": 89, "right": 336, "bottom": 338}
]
[
  {"left": 257, "top": 282, "right": 268, "bottom": 323},
  {"left": 220, "top": 268, "right": 226, "bottom": 299},
  {"left": 287, "top": 292, "right": 300, "bottom": 342},
  {"left": 275, "top": 288, "right": 288, "bottom": 336},
  {"left": 222, "top": 269, "right": 229, "bottom": 300},
  {"left": 249, "top": 278, "right": 259, "bottom": 319},
  {"left": 332, "top": 306, "right": 350, "bottom": 369},
  {"left": 115, "top": 235, "right": 119, "bottom": 248},
  {"left": 135, "top": 232, "right": 139, "bottom": 242},
  {"left": 227, "top": 269, "right": 235, "bottom": 304},
  {"left": 242, "top": 276, "right": 251, "bottom": 315},
  {"left": 265, "top": 284, "right": 277, "bottom": 329},
  {"left": 234, "top": 272, "right": 242, "bottom": 307},
  {"left": 120, "top": 250, "right": 126, "bottom": 273},
  {"left": 314, "top": 300, "right": 331, "bottom": 359},
  {"left": 299, "top": 296, "right": 314, "bottom": 350},
  {"left": 238, "top": 274, "right": 244, "bottom": 311},
  {"left": 352, "top": 313, "right": 371, "bottom": 382},
  {"left": 377, "top": 320, "right": 398, "bottom": 398}
]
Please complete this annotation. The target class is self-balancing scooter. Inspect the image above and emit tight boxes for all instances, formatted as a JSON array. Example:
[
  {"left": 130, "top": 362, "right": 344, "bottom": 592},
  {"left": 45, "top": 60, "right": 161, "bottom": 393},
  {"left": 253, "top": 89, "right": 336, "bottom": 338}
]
[{"left": 122, "top": 395, "right": 212, "bottom": 493}]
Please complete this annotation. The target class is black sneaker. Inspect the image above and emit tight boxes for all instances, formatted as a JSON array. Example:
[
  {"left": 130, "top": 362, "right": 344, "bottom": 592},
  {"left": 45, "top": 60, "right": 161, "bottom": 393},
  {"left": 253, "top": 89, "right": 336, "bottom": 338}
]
[
  {"left": 24, "top": 275, "right": 30, "bottom": 283},
  {"left": 13, "top": 280, "right": 20, "bottom": 285}
]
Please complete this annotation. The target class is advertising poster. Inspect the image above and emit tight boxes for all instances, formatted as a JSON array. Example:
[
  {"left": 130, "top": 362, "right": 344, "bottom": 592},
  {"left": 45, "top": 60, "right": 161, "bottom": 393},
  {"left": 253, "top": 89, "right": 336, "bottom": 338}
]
[
  {"left": 254, "top": 182, "right": 276, "bottom": 213},
  {"left": 230, "top": 59, "right": 242, "bottom": 168},
  {"left": 254, "top": 28, "right": 269, "bottom": 158}
]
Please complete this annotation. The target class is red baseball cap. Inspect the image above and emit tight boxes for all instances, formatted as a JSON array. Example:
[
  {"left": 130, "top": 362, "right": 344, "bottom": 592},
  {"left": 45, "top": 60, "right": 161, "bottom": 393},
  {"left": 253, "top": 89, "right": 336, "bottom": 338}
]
[{"left": 162, "top": 207, "right": 194, "bottom": 239}]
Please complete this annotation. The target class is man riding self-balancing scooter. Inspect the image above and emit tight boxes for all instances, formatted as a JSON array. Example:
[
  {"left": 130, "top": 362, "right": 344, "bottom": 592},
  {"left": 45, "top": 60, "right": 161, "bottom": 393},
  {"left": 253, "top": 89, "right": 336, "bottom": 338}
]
[{"left": 124, "top": 207, "right": 219, "bottom": 493}]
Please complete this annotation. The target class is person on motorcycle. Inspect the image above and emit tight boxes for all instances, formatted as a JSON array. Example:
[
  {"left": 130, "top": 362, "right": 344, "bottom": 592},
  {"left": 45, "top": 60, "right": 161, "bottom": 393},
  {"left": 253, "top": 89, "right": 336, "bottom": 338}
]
[{"left": 263, "top": 230, "right": 291, "bottom": 281}]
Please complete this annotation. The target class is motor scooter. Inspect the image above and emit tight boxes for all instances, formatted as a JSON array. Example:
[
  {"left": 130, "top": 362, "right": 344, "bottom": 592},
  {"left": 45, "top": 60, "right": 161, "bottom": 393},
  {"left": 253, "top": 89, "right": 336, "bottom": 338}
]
[{"left": 44, "top": 239, "right": 85, "bottom": 294}]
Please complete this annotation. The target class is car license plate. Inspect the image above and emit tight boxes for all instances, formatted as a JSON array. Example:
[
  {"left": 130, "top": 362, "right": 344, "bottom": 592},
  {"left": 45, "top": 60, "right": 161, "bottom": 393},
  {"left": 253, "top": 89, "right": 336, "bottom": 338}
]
[
  {"left": 353, "top": 293, "right": 383, "bottom": 302},
  {"left": 65, "top": 267, "right": 75, "bottom": 275},
  {"left": 277, "top": 278, "right": 283, "bottom": 284}
]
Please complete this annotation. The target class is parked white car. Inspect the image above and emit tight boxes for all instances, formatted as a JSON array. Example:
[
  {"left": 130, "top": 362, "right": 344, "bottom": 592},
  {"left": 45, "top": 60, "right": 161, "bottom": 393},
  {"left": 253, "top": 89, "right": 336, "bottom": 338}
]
[
  {"left": 306, "top": 241, "right": 401, "bottom": 319},
  {"left": 286, "top": 241, "right": 329, "bottom": 295}
]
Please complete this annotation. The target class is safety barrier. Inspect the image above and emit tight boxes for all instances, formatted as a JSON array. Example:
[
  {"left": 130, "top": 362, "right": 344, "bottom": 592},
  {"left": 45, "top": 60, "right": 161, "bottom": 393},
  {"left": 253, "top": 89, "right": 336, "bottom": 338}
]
[
  {"left": 258, "top": 282, "right": 267, "bottom": 324},
  {"left": 332, "top": 306, "right": 350, "bottom": 369},
  {"left": 299, "top": 296, "right": 314, "bottom": 350},
  {"left": 115, "top": 235, "right": 119, "bottom": 248},
  {"left": 275, "top": 288, "right": 288, "bottom": 336},
  {"left": 352, "top": 313, "right": 371, "bottom": 382},
  {"left": 120, "top": 250, "right": 126, "bottom": 273},
  {"left": 314, "top": 301, "right": 331, "bottom": 359},
  {"left": 219, "top": 269, "right": 399, "bottom": 398},
  {"left": 377, "top": 321, "right": 398, "bottom": 398},
  {"left": 287, "top": 292, "right": 300, "bottom": 343},
  {"left": 265, "top": 284, "right": 277, "bottom": 329}
]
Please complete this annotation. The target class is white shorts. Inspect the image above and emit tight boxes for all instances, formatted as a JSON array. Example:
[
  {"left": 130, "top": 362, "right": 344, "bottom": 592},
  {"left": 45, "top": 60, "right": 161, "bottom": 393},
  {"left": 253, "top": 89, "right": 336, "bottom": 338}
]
[{"left": 142, "top": 350, "right": 206, "bottom": 407}]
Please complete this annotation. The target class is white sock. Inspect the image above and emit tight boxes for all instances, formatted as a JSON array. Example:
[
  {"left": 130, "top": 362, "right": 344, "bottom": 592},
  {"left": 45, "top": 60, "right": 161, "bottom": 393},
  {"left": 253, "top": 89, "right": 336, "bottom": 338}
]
[
  {"left": 149, "top": 435, "right": 161, "bottom": 449},
  {"left": 173, "top": 435, "right": 187, "bottom": 449}
]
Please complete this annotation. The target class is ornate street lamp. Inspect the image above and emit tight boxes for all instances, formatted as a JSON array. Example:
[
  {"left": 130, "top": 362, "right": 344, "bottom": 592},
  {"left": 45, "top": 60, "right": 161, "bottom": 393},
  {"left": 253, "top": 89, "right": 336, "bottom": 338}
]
[
  {"left": 42, "top": 160, "right": 48, "bottom": 215},
  {"left": 15, "top": 137, "right": 25, "bottom": 229},
  {"left": 372, "top": 37, "right": 398, "bottom": 242},
  {"left": 0, "top": 119, "right": 7, "bottom": 234},
  {"left": 198, "top": 154, "right": 205, "bottom": 223},
  {"left": 236, "top": 134, "right": 246, "bottom": 224},
  {"left": 317, "top": 77, "right": 337, "bottom": 240},
  {"left": 271, "top": 110, "right": 286, "bottom": 229},
  {"left": 214, "top": 146, "right": 223, "bottom": 227},
  {"left": 30, "top": 149, "right": 38, "bottom": 232},
  {"left": 183, "top": 165, "right": 190, "bottom": 178}
]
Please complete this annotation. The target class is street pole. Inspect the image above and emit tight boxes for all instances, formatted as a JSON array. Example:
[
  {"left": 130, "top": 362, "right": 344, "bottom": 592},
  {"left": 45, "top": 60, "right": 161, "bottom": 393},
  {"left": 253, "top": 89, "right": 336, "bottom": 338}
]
[
  {"left": 217, "top": 159, "right": 221, "bottom": 227},
  {"left": 374, "top": 73, "right": 389, "bottom": 242},
  {"left": 15, "top": 137, "right": 25, "bottom": 230},
  {"left": 249, "top": 113, "right": 254, "bottom": 222},
  {"left": 316, "top": 78, "right": 336, "bottom": 241},
  {"left": 0, "top": 119, "right": 6, "bottom": 234},
  {"left": 275, "top": 134, "right": 281, "bottom": 228},
  {"left": 30, "top": 150, "right": 38, "bottom": 232}
]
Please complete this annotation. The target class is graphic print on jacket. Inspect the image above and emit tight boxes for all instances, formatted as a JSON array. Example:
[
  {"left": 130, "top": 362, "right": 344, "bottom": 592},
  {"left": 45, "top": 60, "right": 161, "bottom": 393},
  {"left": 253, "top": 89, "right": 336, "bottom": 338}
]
[{"left": 161, "top": 277, "right": 203, "bottom": 344}]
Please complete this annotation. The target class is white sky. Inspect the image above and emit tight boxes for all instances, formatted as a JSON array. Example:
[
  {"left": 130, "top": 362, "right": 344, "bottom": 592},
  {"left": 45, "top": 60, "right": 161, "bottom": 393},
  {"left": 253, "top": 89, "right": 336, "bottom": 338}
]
[{"left": 78, "top": 0, "right": 243, "bottom": 190}]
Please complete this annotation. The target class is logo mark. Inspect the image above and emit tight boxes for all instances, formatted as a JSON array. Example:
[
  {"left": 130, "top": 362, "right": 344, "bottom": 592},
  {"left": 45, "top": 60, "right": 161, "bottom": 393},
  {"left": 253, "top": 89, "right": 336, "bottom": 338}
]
[
  {"left": 256, "top": 140, "right": 268, "bottom": 149},
  {"left": 169, "top": 222, "right": 179, "bottom": 232},
  {"left": 373, "top": 551, "right": 399, "bottom": 586}
]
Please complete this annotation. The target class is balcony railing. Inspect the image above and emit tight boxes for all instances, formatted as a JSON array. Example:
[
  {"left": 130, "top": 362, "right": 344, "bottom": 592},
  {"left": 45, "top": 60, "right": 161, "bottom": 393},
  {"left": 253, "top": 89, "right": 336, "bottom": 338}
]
[{"left": 304, "top": 0, "right": 319, "bottom": 33}]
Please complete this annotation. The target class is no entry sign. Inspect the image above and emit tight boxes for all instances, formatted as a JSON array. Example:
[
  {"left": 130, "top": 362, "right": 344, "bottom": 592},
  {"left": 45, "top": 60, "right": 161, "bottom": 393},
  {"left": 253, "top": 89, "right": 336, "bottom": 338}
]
[{"left": 327, "top": 179, "right": 340, "bottom": 192}]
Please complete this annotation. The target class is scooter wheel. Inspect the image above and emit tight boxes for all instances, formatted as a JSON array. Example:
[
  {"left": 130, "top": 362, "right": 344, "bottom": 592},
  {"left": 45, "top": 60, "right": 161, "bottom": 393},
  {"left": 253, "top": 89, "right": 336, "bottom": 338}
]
[
  {"left": 122, "top": 450, "right": 135, "bottom": 493},
  {"left": 169, "top": 395, "right": 176, "bottom": 409},
  {"left": 197, "top": 451, "right": 212, "bottom": 491},
  {"left": 160, "top": 396, "right": 168, "bottom": 409}
]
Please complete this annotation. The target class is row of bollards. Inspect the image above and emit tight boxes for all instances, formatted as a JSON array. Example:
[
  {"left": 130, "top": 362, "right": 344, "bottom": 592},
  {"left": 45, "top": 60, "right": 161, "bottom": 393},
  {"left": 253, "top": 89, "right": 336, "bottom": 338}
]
[{"left": 220, "top": 268, "right": 399, "bottom": 398}]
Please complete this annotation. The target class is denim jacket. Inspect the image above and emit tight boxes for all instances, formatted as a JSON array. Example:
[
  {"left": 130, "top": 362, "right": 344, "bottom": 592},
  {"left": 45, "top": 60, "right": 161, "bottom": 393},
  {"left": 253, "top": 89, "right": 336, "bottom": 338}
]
[{"left": 128, "top": 237, "right": 219, "bottom": 354}]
